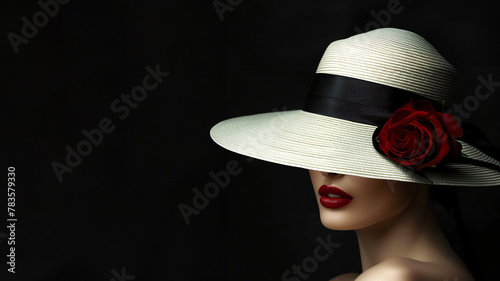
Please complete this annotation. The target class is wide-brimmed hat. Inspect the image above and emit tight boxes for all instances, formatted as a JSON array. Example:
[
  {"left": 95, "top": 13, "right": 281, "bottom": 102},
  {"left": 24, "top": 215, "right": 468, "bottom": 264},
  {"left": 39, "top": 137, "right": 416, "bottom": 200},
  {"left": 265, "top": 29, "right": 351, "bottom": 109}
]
[{"left": 210, "top": 28, "right": 500, "bottom": 186}]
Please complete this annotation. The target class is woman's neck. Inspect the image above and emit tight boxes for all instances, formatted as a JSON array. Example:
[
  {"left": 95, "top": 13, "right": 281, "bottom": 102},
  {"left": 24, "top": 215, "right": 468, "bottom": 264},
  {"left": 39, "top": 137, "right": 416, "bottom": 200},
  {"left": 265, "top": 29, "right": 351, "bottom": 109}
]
[{"left": 354, "top": 187, "right": 454, "bottom": 271}]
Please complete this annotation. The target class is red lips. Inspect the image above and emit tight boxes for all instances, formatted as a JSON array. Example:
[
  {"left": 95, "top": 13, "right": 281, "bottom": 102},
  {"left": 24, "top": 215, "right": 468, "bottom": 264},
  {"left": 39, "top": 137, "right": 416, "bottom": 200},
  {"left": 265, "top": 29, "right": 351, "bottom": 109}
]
[{"left": 318, "top": 185, "right": 353, "bottom": 209}]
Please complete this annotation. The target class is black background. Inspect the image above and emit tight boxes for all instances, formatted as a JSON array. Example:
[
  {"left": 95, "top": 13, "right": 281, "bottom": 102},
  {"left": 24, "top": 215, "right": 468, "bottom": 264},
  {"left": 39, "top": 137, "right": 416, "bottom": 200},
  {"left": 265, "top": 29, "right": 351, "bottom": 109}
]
[{"left": 2, "top": 0, "right": 500, "bottom": 280}]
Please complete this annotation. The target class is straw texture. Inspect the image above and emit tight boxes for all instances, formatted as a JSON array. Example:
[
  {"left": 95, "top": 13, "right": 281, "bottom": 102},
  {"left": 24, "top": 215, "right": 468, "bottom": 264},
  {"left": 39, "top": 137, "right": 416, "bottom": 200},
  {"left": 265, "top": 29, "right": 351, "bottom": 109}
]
[{"left": 316, "top": 28, "right": 457, "bottom": 105}]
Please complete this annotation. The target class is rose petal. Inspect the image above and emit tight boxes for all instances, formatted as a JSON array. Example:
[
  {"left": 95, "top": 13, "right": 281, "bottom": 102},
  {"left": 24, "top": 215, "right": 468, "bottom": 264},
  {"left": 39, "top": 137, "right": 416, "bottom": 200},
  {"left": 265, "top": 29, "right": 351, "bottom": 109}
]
[
  {"left": 412, "top": 99, "right": 438, "bottom": 114},
  {"left": 436, "top": 112, "right": 464, "bottom": 138},
  {"left": 376, "top": 99, "right": 460, "bottom": 170},
  {"left": 387, "top": 108, "right": 417, "bottom": 125},
  {"left": 400, "top": 99, "right": 415, "bottom": 110}
]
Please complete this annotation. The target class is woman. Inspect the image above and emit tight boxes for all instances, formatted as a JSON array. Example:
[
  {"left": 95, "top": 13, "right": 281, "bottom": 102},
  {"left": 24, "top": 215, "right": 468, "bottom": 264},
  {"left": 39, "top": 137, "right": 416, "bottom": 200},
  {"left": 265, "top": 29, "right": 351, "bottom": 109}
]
[
  {"left": 309, "top": 173, "right": 472, "bottom": 281},
  {"left": 210, "top": 28, "right": 500, "bottom": 280}
]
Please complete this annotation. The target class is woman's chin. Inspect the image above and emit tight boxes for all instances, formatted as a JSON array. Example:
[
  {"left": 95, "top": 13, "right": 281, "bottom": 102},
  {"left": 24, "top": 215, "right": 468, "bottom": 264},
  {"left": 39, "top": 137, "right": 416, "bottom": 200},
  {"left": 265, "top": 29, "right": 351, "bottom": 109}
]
[{"left": 319, "top": 210, "right": 367, "bottom": 231}]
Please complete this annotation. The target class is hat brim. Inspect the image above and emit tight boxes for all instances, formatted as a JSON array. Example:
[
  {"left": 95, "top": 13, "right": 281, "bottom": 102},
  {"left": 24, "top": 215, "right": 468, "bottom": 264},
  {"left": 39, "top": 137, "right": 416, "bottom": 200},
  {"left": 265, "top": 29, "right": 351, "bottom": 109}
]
[{"left": 210, "top": 110, "right": 500, "bottom": 186}]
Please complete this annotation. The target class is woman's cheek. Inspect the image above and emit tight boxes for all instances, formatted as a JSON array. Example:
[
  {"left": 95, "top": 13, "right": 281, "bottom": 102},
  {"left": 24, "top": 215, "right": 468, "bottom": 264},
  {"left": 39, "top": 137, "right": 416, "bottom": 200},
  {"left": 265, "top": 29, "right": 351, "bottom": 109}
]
[{"left": 344, "top": 179, "right": 416, "bottom": 229}]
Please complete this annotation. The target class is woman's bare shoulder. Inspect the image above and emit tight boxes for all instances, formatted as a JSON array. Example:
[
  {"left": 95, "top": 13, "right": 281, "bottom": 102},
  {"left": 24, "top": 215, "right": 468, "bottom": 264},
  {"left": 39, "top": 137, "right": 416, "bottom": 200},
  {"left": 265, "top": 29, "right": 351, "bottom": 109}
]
[{"left": 353, "top": 257, "right": 473, "bottom": 281}]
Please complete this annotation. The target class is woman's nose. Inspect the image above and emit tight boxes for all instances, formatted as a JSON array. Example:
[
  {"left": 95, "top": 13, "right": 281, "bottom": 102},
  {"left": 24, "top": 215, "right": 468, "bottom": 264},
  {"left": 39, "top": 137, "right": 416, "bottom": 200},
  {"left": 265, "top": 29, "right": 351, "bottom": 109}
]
[{"left": 320, "top": 171, "right": 342, "bottom": 178}]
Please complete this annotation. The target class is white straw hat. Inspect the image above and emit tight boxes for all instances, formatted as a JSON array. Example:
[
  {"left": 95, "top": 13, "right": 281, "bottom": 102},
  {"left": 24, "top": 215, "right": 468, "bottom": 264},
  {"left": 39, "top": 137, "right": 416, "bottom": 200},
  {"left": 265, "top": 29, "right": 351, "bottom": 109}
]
[{"left": 210, "top": 28, "right": 500, "bottom": 186}]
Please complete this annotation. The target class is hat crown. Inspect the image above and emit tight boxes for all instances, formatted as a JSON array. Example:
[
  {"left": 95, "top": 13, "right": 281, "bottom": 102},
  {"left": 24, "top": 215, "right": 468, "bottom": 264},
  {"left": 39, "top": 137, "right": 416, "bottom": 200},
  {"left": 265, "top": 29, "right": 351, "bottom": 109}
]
[{"left": 316, "top": 28, "right": 456, "bottom": 105}]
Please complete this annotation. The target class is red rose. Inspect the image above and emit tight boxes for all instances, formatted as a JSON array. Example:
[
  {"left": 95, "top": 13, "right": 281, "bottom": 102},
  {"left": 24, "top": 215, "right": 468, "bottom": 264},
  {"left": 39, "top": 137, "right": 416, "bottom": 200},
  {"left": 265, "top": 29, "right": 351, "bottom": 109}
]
[{"left": 376, "top": 99, "right": 463, "bottom": 170}]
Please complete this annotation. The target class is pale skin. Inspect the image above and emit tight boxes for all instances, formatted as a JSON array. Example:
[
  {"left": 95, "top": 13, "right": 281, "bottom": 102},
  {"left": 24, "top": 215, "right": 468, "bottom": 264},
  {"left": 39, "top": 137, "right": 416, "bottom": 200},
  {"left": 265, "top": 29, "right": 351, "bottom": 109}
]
[{"left": 308, "top": 170, "right": 475, "bottom": 281}]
